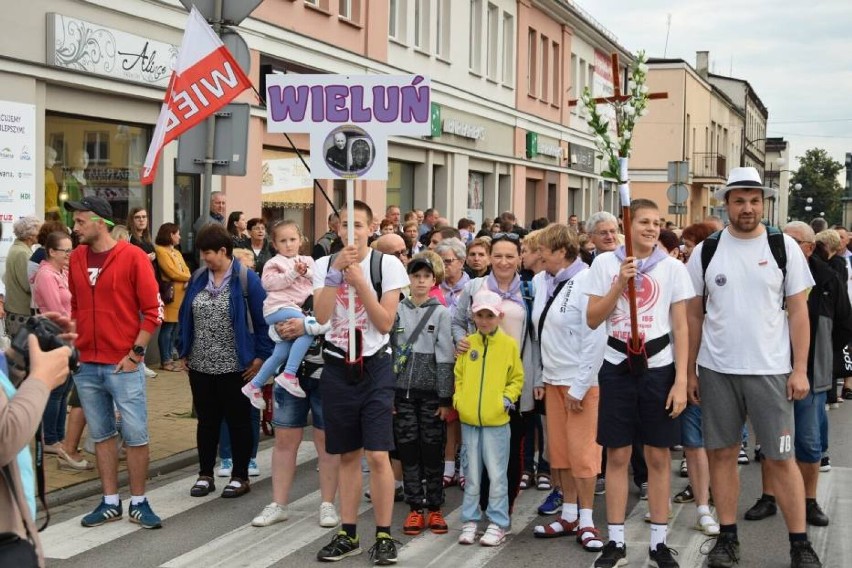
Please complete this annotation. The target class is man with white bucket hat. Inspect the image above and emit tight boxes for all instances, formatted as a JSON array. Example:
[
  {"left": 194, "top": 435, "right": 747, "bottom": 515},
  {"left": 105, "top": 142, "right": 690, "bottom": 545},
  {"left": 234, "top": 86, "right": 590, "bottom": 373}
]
[{"left": 684, "top": 167, "right": 822, "bottom": 568}]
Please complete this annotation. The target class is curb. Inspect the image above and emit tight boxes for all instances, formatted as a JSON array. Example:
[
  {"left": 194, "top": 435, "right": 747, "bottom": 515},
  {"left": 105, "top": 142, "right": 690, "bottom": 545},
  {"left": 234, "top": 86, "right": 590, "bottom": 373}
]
[{"left": 46, "top": 448, "right": 199, "bottom": 508}]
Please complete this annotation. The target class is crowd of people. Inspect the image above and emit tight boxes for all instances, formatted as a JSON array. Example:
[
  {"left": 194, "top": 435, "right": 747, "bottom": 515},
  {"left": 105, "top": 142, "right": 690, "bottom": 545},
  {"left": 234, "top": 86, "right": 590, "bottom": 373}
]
[{"left": 2, "top": 166, "right": 850, "bottom": 567}]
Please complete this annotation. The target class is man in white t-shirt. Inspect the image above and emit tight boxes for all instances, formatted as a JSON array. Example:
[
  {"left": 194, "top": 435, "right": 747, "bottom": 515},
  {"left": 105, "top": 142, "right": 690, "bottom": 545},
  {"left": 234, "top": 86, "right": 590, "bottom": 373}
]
[
  {"left": 586, "top": 199, "right": 692, "bottom": 568},
  {"left": 685, "top": 167, "right": 820, "bottom": 568},
  {"left": 312, "top": 200, "right": 409, "bottom": 565}
]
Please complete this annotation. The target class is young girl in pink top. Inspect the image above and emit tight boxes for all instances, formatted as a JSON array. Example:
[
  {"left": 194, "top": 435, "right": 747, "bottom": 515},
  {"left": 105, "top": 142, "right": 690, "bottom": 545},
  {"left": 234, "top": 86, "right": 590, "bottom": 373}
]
[{"left": 242, "top": 220, "right": 315, "bottom": 407}]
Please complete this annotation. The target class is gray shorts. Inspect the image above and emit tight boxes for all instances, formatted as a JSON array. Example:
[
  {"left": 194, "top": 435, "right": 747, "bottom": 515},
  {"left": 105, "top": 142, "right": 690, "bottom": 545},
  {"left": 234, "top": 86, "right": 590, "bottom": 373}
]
[{"left": 698, "top": 366, "right": 794, "bottom": 461}]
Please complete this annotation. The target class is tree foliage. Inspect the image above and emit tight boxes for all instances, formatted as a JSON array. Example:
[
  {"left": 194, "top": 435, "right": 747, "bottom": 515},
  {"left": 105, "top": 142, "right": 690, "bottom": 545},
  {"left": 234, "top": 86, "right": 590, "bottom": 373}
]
[{"left": 788, "top": 148, "right": 844, "bottom": 225}]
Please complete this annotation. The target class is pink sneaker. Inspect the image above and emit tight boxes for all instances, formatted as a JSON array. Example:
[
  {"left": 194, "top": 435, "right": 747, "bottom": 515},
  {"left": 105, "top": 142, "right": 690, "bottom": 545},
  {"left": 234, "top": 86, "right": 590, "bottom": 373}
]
[
  {"left": 241, "top": 383, "right": 266, "bottom": 410},
  {"left": 274, "top": 372, "right": 306, "bottom": 398}
]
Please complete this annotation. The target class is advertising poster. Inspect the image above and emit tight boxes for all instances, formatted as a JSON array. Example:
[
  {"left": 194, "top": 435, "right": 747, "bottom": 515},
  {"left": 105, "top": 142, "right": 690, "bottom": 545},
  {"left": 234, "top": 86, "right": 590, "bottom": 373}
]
[
  {"left": 265, "top": 75, "right": 431, "bottom": 180},
  {"left": 467, "top": 171, "right": 484, "bottom": 229},
  {"left": 0, "top": 101, "right": 37, "bottom": 276}
]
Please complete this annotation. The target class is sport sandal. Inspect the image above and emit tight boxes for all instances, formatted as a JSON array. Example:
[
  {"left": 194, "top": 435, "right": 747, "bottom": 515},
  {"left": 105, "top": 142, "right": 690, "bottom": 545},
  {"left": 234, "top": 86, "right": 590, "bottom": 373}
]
[{"left": 190, "top": 476, "right": 215, "bottom": 497}]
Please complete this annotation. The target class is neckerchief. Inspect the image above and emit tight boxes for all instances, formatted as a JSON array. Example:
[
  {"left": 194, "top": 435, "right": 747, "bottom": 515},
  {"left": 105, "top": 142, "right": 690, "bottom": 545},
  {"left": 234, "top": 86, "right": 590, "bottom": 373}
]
[
  {"left": 440, "top": 272, "right": 470, "bottom": 311},
  {"left": 614, "top": 245, "right": 668, "bottom": 284},
  {"left": 206, "top": 260, "right": 234, "bottom": 298},
  {"left": 545, "top": 261, "right": 588, "bottom": 298},
  {"left": 486, "top": 272, "right": 525, "bottom": 309}
]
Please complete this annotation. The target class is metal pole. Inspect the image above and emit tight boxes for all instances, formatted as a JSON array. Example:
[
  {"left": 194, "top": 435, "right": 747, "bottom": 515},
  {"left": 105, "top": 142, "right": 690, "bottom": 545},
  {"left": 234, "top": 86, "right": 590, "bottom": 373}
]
[
  {"left": 346, "top": 178, "right": 356, "bottom": 362},
  {"left": 201, "top": 0, "right": 223, "bottom": 223}
]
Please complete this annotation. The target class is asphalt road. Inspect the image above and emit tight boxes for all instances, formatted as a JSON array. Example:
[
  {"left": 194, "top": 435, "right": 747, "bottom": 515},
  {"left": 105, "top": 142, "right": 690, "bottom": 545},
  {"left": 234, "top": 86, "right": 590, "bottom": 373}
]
[{"left": 42, "top": 400, "right": 852, "bottom": 568}]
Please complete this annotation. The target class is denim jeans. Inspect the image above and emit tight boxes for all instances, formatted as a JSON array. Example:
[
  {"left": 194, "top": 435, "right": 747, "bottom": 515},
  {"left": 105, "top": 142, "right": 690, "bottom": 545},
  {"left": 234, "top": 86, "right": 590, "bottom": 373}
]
[
  {"left": 793, "top": 391, "right": 827, "bottom": 463},
  {"left": 219, "top": 406, "right": 260, "bottom": 460},
  {"left": 42, "top": 377, "right": 71, "bottom": 445},
  {"left": 73, "top": 363, "right": 149, "bottom": 445},
  {"left": 158, "top": 322, "right": 179, "bottom": 364},
  {"left": 250, "top": 307, "right": 312, "bottom": 389},
  {"left": 460, "top": 423, "right": 510, "bottom": 528}
]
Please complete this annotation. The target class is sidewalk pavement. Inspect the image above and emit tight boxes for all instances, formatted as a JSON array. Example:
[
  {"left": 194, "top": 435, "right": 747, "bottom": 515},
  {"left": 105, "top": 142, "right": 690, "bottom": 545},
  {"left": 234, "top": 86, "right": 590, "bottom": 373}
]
[{"left": 46, "top": 369, "right": 201, "bottom": 505}]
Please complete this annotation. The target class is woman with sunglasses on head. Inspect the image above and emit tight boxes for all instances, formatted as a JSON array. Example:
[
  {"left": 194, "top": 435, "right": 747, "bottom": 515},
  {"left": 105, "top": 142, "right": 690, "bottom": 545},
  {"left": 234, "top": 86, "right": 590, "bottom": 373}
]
[{"left": 451, "top": 231, "right": 544, "bottom": 524}]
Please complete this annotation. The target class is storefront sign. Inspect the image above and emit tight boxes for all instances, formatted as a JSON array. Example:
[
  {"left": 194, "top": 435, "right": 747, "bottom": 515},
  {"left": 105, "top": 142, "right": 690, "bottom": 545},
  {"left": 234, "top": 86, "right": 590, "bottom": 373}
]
[
  {"left": 46, "top": 13, "right": 178, "bottom": 88},
  {"left": 570, "top": 143, "right": 596, "bottom": 173},
  {"left": 537, "top": 142, "right": 563, "bottom": 159},
  {"left": 0, "top": 101, "right": 36, "bottom": 274},
  {"left": 265, "top": 74, "right": 431, "bottom": 180},
  {"left": 442, "top": 118, "right": 485, "bottom": 141}
]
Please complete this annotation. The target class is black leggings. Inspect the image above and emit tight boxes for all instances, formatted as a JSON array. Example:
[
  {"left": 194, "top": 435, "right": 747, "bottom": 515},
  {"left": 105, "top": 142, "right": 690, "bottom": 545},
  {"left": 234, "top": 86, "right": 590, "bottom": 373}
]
[{"left": 189, "top": 370, "right": 252, "bottom": 480}]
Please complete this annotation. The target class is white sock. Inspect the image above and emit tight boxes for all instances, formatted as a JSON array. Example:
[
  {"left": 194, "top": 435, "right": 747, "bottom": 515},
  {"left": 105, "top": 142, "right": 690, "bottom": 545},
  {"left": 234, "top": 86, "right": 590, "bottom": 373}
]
[
  {"left": 649, "top": 523, "right": 667, "bottom": 550},
  {"left": 444, "top": 461, "right": 455, "bottom": 477},
  {"left": 130, "top": 495, "right": 146, "bottom": 506},
  {"left": 697, "top": 504, "right": 712, "bottom": 517},
  {"left": 394, "top": 480, "right": 403, "bottom": 489},
  {"left": 561, "top": 502, "right": 579, "bottom": 522},
  {"left": 104, "top": 494, "right": 120, "bottom": 506},
  {"left": 608, "top": 524, "right": 625, "bottom": 546},
  {"left": 579, "top": 508, "right": 594, "bottom": 528}
]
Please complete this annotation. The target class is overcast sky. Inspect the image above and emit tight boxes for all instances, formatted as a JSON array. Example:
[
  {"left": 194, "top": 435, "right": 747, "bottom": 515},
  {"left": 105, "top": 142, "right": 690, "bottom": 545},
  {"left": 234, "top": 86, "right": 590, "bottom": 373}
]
[{"left": 576, "top": 0, "right": 852, "bottom": 172}]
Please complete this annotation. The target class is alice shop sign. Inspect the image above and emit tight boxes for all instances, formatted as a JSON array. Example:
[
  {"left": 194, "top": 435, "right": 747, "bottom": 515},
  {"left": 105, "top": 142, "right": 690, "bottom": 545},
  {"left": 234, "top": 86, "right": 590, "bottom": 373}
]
[
  {"left": 430, "top": 103, "right": 486, "bottom": 141},
  {"left": 526, "top": 132, "right": 563, "bottom": 160}
]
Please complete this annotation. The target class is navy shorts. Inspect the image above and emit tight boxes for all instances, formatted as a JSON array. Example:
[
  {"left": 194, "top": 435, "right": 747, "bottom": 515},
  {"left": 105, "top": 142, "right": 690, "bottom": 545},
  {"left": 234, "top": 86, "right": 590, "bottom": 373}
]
[
  {"left": 319, "top": 350, "right": 395, "bottom": 455},
  {"left": 597, "top": 361, "right": 681, "bottom": 449},
  {"left": 272, "top": 378, "right": 324, "bottom": 430}
]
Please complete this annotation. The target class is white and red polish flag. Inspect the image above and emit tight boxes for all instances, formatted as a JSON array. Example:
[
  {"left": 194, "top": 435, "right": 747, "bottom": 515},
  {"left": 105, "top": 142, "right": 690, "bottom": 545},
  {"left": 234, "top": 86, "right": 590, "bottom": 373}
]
[{"left": 140, "top": 7, "right": 252, "bottom": 185}]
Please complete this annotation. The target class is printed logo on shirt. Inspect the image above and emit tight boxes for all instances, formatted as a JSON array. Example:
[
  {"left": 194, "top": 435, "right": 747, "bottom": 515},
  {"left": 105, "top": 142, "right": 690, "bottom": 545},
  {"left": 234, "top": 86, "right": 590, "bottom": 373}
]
[
  {"left": 714, "top": 274, "right": 727, "bottom": 287},
  {"left": 88, "top": 267, "right": 102, "bottom": 286},
  {"left": 469, "top": 349, "right": 479, "bottom": 361}
]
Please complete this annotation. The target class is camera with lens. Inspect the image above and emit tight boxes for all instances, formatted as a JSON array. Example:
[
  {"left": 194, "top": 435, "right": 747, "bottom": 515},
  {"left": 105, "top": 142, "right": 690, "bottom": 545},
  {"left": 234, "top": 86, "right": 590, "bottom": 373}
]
[{"left": 11, "top": 316, "right": 80, "bottom": 375}]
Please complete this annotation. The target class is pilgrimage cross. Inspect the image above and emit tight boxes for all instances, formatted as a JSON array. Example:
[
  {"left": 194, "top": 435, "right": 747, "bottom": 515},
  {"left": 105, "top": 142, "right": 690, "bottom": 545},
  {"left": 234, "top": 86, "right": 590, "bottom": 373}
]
[{"left": 569, "top": 52, "right": 669, "bottom": 355}]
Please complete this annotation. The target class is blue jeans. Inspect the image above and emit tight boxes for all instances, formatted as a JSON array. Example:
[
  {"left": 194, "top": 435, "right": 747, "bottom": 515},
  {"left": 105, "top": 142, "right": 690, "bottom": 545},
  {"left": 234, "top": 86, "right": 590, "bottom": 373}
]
[
  {"left": 73, "top": 363, "right": 149, "bottom": 446},
  {"left": 158, "top": 322, "right": 179, "bottom": 364},
  {"left": 460, "top": 423, "right": 511, "bottom": 528},
  {"left": 793, "top": 391, "right": 827, "bottom": 463},
  {"left": 250, "top": 307, "right": 312, "bottom": 388},
  {"left": 220, "top": 407, "right": 260, "bottom": 460},
  {"left": 42, "top": 377, "right": 71, "bottom": 445}
]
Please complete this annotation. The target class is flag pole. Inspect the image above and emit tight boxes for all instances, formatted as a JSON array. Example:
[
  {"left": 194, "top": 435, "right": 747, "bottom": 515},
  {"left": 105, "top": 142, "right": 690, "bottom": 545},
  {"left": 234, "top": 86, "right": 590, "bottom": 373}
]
[
  {"left": 346, "top": 178, "right": 356, "bottom": 362},
  {"left": 617, "top": 157, "right": 640, "bottom": 350}
]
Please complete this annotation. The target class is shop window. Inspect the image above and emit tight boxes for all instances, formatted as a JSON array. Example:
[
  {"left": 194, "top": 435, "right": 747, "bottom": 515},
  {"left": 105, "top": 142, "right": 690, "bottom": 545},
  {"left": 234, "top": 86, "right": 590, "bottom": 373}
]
[
  {"left": 174, "top": 171, "right": 200, "bottom": 269},
  {"left": 262, "top": 148, "right": 316, "bottom": 242},
  {"left": 45, "top": 114, "right": 150, "bottom": 228},
  {"left": 387, "top": 160, "right": 415, "bottom": 214}
]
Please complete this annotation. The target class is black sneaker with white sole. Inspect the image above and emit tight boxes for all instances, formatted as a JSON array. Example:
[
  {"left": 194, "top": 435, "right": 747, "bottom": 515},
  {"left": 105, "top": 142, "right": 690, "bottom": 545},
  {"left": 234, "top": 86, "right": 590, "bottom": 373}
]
[
  {"left": 594, "top": 541, "right": 627, "bottom": 567},
  {"left": 368, "top": 533, "right": 400, "bottom": 565},
  {"left": 317, "top": 531, "right": 361, "bottom": 562}
]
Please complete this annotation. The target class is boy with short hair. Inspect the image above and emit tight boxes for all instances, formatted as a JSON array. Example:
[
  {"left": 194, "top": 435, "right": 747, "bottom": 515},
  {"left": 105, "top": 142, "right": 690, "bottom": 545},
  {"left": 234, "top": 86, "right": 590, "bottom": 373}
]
[
  {"left": 454, "top": 290, "right": 524, "bottom": 548},
  {"left": 393, "top": 257, "right": 455, "bottom": 536},
  {"left": 586, "top": 198, "right": 692, "bottom": 568},
  {"left": 312, "top": 200, "right": 409, "bottom": 565}
]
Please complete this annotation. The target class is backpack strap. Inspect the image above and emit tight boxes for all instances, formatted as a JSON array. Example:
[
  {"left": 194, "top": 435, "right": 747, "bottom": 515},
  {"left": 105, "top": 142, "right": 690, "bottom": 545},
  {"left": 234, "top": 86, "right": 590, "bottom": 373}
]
[
  {"left": 700, "top": 230, "right": 722, "bottom": 314},
  {"left": 370, "top": 250, "right": 384, "bottom": 299},
  {"left": 520, "top": 279, "right": 535, "bottom": 356}
]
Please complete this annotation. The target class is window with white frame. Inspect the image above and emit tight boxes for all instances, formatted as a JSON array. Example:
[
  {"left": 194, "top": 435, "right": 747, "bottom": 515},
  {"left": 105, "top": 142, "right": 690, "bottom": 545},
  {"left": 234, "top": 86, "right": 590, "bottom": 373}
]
[
  {"left": 540, "top": 35, "right": 548, "bottom": 102},
  {"left": 435, "top": 0, "right": 450, "bottom": 57},
  {"left": 339, "top": 0, "right": 350, "bottom": 18},
  {"left": 469, "top": 0, "right": 483, "bottom": 73},
  {"left": 414, "top": 0, "right": 430, "bottom": 50},
  {"left": 551, "top": 40, "right": 560, "bottom": 105},
  {"left": 527, "top": 28, "right": 537, "bottom": 96},
  {"left": 486, "top": 3, "right": 499, "bottom": 79},
  {"left": 502, "top": 13, "right": 514, "bottom": 85},
  {"left": 389, "top": 0, "right": 398, "bottom": 38}
]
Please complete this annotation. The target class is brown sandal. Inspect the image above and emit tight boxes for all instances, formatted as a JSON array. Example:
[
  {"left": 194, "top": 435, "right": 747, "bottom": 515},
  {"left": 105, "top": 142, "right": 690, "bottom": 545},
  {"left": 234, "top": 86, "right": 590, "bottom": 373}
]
[
  {"left": 533, "top": 518, "right": 578, "bottom": 538},
  {"left": 221, "top": 478, "right": 250, "bottom": 498},
  {"left": 190, "top": 476, "right": 215, "bottom": 497}
]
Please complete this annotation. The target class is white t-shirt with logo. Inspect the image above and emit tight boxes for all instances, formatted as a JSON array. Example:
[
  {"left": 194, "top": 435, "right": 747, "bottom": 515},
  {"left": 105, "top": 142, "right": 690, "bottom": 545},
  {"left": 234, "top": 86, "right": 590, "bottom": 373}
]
[
  {"left": 686, "top": 230, "right": 813, "bottom": 374},
  {"left": 313, "top": 250, "right": 409, "bottom": 357},
  {"left": 586, "top": 251, "right": 694, "bottom": 368}
]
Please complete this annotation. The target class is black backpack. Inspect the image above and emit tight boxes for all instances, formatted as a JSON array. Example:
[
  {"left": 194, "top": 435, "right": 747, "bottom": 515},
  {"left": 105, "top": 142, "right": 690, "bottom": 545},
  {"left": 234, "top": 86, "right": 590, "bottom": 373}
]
[{"left": 700, "top": 226, "right": 787, "bottom": 311}]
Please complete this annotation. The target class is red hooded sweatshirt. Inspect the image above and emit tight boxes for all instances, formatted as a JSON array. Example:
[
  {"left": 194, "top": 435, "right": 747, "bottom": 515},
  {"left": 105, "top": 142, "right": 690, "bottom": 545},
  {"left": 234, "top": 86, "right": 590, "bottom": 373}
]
[{"left": 69, "top": 240, "right": 162, "bottom": 365}]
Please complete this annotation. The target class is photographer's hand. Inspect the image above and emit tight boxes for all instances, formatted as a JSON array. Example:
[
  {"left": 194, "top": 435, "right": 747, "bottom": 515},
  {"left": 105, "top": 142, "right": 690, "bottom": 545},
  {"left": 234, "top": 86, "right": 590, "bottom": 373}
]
[
  {"left": 27, "top": 335, "right": 71, "bottom": 390},
  {"left": 39, "top": 312, "right": 78, "bottom": 344}
]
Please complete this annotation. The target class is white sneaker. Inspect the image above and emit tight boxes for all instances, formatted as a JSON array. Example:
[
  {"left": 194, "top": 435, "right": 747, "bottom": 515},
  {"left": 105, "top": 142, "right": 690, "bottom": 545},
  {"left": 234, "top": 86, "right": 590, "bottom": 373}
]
[
  {"left": 241, "top": 383, "right": 267, "bottom": 410},
  {"left": 319, "top": 502, "right": 339, "bottom": 527},
  {"left": 458, "top": 522, "right": 478, "bottom": 545},
  {"left": 479, "top": 523, "right": 507, "bottom": 547},
  {"left": 274, "top": 372, "right": 307, "bottom": 398},
  {"left": 143, "top": 364, "right": 157, "bottom": 378},
  {"left": 695, "top": 512, "right": 720, "bottom": 536},
  {"left": 248, "top": 459, "right": 260, "bottom": 477},
  {"left": 217, "top": 458, "right": 233, "bottom": 477},
  {"left": 252, "top": 502, "right": 288, "bottom": 527}
]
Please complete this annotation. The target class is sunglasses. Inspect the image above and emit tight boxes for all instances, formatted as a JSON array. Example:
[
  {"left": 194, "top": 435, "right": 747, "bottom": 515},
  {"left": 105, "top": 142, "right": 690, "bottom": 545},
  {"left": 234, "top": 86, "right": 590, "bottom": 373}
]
[
  {"left": 492, "top": 232, "right": 520, "bottom": 242},
  {"left": 392, "top": 249, "right": 409, "bottom": 258}
]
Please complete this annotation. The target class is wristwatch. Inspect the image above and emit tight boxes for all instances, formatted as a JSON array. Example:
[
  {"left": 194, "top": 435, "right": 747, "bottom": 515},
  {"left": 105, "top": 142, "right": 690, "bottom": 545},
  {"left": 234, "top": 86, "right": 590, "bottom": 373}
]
[{"left": 132, "top": 345, "right": 146, "bottom": 359}]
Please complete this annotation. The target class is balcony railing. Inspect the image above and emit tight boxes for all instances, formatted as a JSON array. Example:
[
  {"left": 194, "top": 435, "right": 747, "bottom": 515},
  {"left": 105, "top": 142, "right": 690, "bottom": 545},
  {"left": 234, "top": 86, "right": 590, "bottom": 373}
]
[{"left": 692, "top": 152, "right": 727, "bottom": 179}]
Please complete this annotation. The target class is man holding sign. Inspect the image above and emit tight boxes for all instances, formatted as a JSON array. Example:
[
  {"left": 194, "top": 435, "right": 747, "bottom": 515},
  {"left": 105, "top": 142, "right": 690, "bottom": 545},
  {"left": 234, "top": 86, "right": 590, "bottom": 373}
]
[{"left": 312, "top": 200, "right": 408, "bottom": 563}]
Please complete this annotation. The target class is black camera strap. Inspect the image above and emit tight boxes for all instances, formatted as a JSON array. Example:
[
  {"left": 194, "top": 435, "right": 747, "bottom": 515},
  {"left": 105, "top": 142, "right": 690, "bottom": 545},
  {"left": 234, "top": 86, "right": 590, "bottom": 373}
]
[{"left": 34, "top": 425, "right": 50, "bottom": 531}]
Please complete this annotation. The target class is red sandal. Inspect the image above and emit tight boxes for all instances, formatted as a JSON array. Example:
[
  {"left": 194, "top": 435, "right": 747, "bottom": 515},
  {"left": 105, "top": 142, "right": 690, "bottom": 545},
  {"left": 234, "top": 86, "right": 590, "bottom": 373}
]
[
  {"left": 533, "top": 518, "right": 578, "bottom": 538},
  {"left": 576, "top": 526, "right": 604, "bottom": 551}
]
